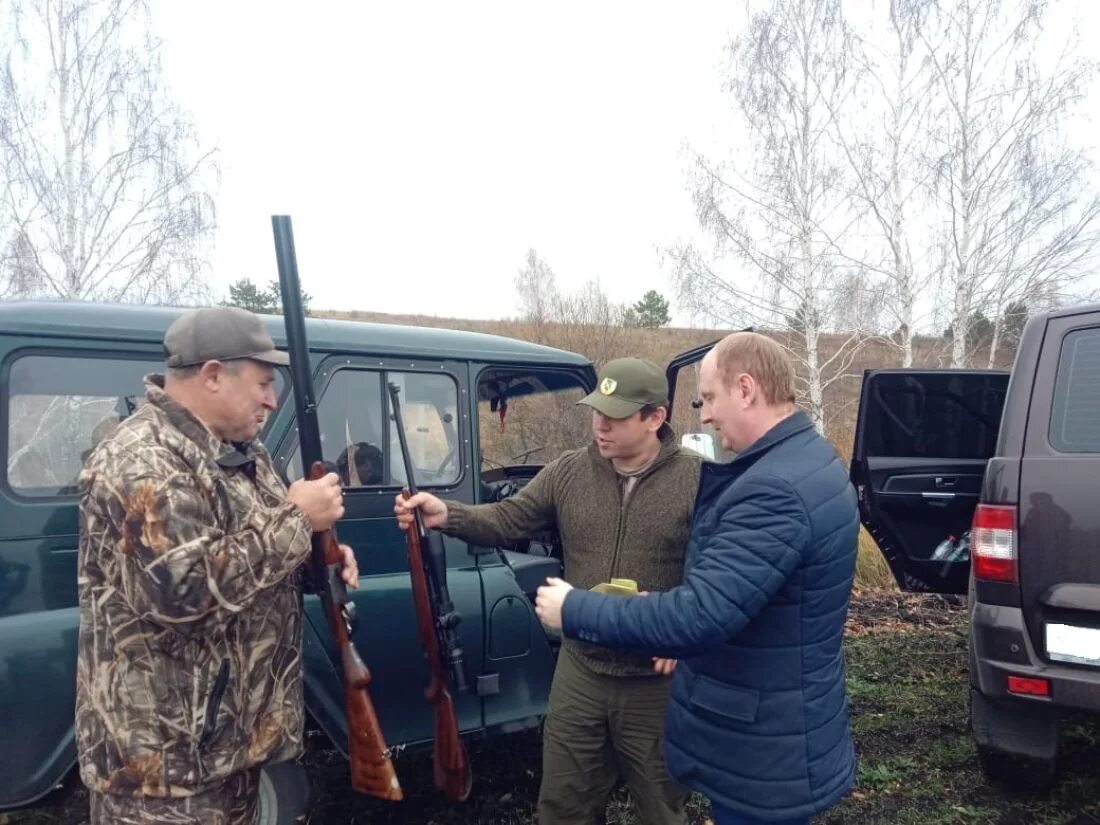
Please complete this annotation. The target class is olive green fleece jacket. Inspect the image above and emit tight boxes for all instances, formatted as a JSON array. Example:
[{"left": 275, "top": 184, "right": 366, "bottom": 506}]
[{"left": 445, "top": 430, "right": 702, "bottom": 676}]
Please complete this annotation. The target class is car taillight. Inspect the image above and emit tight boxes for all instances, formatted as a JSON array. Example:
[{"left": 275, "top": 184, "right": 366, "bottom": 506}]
[
  {"left": 1007, "top": 676, "right": 1050, "bottom": 697},
  {"left": 972, "top": 504, "right": 1017, "bottom": 583}
]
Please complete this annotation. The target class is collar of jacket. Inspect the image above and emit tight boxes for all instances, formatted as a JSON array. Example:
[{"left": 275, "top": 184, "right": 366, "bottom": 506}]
[
  {"left": 143, "top": 373, "right": 261, "bottom": 472},
  {"left": 586, "top": 424, "right": 681, "bottom": 480},
  {"left": 708, "top": 410, "right": 815, "bottom": 476},
  {"left": 693, "top": 410, "right": 813, "bottom": 510}
]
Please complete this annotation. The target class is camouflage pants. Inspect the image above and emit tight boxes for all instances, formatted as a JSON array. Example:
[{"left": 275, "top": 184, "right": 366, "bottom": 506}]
[{"left": 89, "top": 767, "right": 260, "bottom": 825}]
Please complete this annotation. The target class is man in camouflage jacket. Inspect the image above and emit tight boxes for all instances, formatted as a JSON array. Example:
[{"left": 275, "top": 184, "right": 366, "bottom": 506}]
[{"left": 76, "top": 307, "right": 355, "bottom": 825}]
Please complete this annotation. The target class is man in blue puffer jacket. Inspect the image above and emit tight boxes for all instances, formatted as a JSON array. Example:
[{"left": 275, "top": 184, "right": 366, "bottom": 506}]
[{"left": 536, "top": 331, "right": 859, "bottom": 825}]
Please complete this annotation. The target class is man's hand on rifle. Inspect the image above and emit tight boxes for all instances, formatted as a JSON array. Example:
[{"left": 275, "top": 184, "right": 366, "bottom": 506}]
[
  {"left": 287, "top": 471, "right": 345, "bottom": 530},
  {"left": 394, "top": 491, "right": 448, "bottom": 530}
]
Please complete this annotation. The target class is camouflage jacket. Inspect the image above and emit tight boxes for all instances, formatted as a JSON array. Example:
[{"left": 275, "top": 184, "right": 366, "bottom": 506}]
[{"left": 76, "top": 375, "right": 313, "bottom": 798}]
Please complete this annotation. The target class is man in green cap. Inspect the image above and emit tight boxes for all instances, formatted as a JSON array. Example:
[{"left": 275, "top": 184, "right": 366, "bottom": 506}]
[
  {"left": 395, "top": 357, "right": 702, "bottom": 825},
  {"left": 76, "top": 306, "right": 358, "bottom": 824}
]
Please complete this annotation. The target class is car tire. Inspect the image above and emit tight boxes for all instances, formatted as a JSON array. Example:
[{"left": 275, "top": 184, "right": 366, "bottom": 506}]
[{"left": 256, "top": 761, "right": 311, "bottom": 825}]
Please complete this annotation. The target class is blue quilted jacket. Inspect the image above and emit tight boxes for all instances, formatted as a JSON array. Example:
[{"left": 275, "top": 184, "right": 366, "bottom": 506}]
[{"left": 562, "top": 411, "right": 859, "bottom": 820}]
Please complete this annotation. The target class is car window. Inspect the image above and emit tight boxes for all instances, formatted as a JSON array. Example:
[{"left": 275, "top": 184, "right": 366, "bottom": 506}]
[
  {"left": 5, "top": 354, "right": 158, "bottom": 496},
  {"left": 5, "top": 354, "right": 288, "bottom": 497},
  {"left": 286, "top": 369, "right": 461, "bottom": 488},
  {"left": 863, "top": 372, "right": 1007, "bottom": 460},
  {"left": 1049, "top": 327, "right": 1100, "bottom": 453},
  {"left": 476, "top": 368, "right": 590, "bottom": 468}
]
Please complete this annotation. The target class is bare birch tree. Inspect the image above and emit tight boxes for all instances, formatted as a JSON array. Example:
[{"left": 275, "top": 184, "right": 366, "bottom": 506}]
[
  {"left": 673, "top": 0, "right": 869, "bottom": 432},
  {"left": 514, "top": 248, "right": 630, "bottom": 366},
  {"left": 514, "top": 248, "right": 559, "bottom": 333},
  {"left": 921, "top": 0, "right": 1100, "bottom": 367},
  {"left": 827, "top": 0, "right": 942, "bottom": 367},
  {"left": 0, "top": 0, "right": 217, "bottom": 304}
]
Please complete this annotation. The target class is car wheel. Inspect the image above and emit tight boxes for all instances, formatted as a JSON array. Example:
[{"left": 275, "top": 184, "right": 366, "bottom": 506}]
[{"left": 256, "top": 761, "right": 311, "bottom": 825}]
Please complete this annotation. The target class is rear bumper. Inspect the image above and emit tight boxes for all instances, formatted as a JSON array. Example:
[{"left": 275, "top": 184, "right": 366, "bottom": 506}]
[{"left": 971, "top": 600, "right": 1100, "bottom": 714}]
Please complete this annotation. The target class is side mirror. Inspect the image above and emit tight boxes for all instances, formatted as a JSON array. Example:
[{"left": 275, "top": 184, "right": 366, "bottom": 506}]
[{"left": 681, "top": 432, "right": 716, "bottom": 460}]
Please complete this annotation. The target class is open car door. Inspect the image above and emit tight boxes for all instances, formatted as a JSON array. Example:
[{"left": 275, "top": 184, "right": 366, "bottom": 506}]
[
  {"left": 665, "top": 339, "right": 735, "bottom": 463},
  {"left": 850, "top": 369, "right": 1009, "bottom": 593}
]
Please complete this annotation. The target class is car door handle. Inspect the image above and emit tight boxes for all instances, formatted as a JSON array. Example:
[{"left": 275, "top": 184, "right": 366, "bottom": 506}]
[{"left": 935, "top": 477, "right": 958, "bottom": 488}]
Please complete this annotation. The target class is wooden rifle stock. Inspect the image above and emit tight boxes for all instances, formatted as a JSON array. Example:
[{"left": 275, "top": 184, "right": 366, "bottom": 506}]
[
  {"left": 388, "top": 380, "right": 472, "bottom": 801},
  {"left": 400, "top": 490, "right": 473, "bottom": 801},
  {"left": 309, "top": 463, "right": 402, "bottom": 800},
  {"left": 272, "top": 214, "right": 401, "bottom": 801}
]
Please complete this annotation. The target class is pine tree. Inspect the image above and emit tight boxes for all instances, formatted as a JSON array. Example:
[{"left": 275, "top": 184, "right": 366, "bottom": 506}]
[
  {"left": 626, "top": 290, "right": 671, "bottom": 328},
  {"left": 222, "top": 278, "right": 312, "bottom": 316},
  {"left": 224, "top": 279, "right": 275, "bottom": 314}
]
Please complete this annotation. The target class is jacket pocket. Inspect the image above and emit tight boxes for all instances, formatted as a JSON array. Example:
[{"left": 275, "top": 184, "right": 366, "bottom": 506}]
[
  {"left": 688, "top": 674, "right": 760, "bottom": 726},
  {"left": 198, "top": 658, "right": 230, "bottom": 748}
]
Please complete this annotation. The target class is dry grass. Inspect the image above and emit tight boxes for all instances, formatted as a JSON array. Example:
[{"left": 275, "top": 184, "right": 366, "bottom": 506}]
[{"left": 856, "top": 528, "right": 895, "bottom": 591}]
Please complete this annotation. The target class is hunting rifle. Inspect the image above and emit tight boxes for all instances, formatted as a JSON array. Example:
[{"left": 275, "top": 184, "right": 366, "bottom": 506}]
[
  {"left": 388, "top": 380, "right": 473, "bottom": 801},
  {"left": 271, "top": 215, "right": 402, "bottom": 801}
]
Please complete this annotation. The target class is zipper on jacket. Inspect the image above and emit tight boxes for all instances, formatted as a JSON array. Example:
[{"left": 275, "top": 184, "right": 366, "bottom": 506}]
[
  {"left": 608, "top": 484, "right": 627, "bottom": 581},
  {"left": 604, "top": 441, "right": 675, "bottom": 583},
  {"left": 198, "top": 657, "right": 230, "bottom": 749},
  {"left": 607, "top": 469, "right": 645, "bottom": 581}
]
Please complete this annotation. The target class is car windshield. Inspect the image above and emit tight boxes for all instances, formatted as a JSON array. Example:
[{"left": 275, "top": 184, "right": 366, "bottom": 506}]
[{"left": 476, "top": 368, "right": 591, "bottom": 469}]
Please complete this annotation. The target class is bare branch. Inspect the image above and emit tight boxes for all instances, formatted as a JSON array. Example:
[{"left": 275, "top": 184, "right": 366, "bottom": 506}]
[
  {"left": 672, "top": 0, "right": 872, "bottom": 432},
  {"left": 0, "top": 0, "right": 217, "bottom": 303}
]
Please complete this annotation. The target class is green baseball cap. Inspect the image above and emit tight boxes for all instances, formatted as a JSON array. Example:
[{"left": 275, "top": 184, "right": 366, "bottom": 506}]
[
  {"left": 577, "top": 357, "right": 668, "bottom": 419},
  {"left": 164, "top": 306, "right": 290, "bottom": 368}
]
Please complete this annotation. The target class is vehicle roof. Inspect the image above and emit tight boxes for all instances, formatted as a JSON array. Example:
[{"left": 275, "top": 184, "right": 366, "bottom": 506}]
[
  {"left": 0, "top": 301, "right": 592, "bottom": 367},
  {"left": 1043, "top": 302, "right": 1100, "bottom": 320}
]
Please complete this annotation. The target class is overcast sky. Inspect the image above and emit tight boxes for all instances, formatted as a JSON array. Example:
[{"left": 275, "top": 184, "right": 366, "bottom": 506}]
[{"left": 153, "top": 1, "right": 1100, "bottom": 326}]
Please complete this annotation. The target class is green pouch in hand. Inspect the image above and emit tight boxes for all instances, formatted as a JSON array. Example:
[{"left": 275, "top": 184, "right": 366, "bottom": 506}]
[{"left": 590, "top": 577, "right": 639, "bottom": 596}]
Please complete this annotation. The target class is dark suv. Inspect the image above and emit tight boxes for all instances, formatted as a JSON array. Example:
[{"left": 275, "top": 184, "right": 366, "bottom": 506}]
[{"left": 851, "top": 303, "right": 1100, "bottom": 786}]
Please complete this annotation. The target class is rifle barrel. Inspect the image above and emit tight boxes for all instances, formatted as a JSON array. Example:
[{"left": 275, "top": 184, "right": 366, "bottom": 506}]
[
  {"left": 388, "top": 382, "right": 468, "bottom": 692},
  {"left": 270, "top": 214, "right": 402, "bottom": 802}
]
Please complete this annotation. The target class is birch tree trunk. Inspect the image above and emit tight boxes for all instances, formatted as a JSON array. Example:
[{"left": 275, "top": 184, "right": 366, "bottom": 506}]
[{"left": 0, "top": 0, "right": 218, "bottom": 303}]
